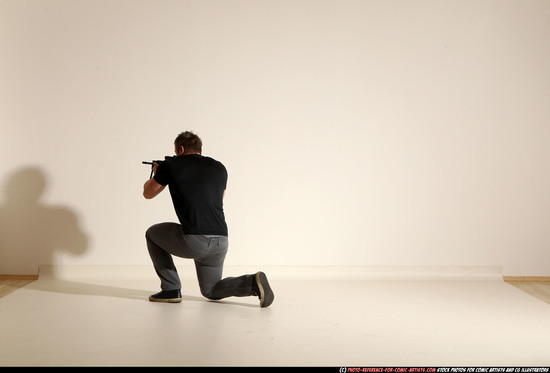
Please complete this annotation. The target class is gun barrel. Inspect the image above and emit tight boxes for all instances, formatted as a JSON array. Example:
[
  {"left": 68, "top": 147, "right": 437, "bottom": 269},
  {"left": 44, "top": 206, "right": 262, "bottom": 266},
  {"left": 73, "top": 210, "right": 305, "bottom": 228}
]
[{"left": 142, "top": 161, "right": 153, "bottom": 165}]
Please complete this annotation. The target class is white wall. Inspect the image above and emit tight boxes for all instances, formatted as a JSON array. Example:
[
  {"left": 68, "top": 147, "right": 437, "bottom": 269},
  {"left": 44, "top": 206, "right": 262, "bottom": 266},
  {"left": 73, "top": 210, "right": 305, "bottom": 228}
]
[{"left": 1, "top": 0, "right": 549, "bottom": 275}]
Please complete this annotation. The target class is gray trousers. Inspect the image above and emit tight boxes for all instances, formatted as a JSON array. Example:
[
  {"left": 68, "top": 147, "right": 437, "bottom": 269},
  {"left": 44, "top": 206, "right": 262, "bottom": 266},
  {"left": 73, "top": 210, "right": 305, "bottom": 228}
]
[{"left": 146, "top": 222, "right": 255, "bottom": 300}]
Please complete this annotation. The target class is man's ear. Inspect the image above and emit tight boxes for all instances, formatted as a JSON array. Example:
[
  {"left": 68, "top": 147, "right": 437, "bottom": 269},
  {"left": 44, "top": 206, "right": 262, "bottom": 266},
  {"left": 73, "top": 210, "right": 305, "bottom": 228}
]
[{"left": 176, "top": 145, "right": 185, "bottom": 155}]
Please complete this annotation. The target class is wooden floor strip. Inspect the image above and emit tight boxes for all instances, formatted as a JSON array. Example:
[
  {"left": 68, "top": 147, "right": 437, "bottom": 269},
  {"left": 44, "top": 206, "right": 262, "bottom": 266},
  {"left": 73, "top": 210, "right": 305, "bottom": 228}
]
[
  {"left": 503, "top": 276, "right": 550, "bottom": 282},
  {"left": 0, "top": 278, "right": 37, "bottom": 298},
  {"left": 0, "top": 274, "right": 39, "bottom": 280}
]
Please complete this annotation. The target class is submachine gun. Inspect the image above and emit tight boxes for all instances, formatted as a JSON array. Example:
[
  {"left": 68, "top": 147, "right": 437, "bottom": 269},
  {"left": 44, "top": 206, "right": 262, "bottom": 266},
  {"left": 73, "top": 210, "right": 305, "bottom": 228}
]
[{"left": 142, "top": 156, "right": 172, "bottom": 179}]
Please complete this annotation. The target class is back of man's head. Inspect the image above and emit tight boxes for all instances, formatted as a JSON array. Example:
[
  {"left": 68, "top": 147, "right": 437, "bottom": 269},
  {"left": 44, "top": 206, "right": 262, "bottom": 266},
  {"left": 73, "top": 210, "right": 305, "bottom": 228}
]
[{"left": 175, "top": 131, "right": 202, "bottom": 154}]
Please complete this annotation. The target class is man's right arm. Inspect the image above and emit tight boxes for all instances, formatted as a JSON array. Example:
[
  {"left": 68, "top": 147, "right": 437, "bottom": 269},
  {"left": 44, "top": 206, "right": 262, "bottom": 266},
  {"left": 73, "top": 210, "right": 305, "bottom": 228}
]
[
  {"left": 143, "top": 177, "right": 165, "bottom": 199},
  {"left": 143, "top": 161, "right": 167, "bottom": 199}
]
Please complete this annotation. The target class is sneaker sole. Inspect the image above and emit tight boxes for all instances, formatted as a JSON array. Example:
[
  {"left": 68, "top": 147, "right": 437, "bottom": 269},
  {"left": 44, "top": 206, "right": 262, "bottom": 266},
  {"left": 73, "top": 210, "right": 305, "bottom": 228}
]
[
  {"left": 148, "top": 296, "right": 182, "bottom": 303},
  {"left": 255, "top": 272, "right": 274, "bottom": 308}
]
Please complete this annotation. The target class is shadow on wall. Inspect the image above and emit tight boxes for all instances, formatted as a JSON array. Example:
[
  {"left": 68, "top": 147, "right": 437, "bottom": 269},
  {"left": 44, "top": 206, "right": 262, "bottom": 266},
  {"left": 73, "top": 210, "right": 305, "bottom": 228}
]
[{"left": 0, "top": 166, "right": 88, "bottom": 275}]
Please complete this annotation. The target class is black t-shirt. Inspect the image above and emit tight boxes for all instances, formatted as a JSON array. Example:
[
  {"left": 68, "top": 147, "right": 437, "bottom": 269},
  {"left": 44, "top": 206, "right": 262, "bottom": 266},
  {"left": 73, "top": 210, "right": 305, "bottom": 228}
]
[{"left": 153, "top": 154, "right": 228, "bottom": 236}]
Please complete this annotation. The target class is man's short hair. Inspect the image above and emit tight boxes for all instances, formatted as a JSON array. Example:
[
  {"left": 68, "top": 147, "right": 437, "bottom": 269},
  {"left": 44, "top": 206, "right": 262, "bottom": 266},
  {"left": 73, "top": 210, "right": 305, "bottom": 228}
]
[{"left": 175, "top": 131, "right": 202, "bottom": 154}]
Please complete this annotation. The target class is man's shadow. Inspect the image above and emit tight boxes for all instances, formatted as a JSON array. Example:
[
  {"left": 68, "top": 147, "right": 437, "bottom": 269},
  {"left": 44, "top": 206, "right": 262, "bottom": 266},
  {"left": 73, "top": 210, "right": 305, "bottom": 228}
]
[
  {"left": 0, "top": 166, "right": 88, "bottom": 275},
  {"left": 0, "top": 167, "right": 149, "bottom": 301}
]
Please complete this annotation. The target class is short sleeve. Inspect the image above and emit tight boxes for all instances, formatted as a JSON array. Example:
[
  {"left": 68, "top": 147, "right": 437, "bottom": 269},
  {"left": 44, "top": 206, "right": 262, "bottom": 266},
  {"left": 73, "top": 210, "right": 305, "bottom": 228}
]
[{"left": 153, "top": 160, "right": 170, "bottom": 186}]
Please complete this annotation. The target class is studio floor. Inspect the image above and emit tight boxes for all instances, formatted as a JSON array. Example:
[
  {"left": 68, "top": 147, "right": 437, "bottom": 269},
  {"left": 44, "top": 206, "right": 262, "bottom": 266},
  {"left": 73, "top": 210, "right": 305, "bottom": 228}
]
[{"left": 1, "top": 265, "right": 550, "bottom": 367}]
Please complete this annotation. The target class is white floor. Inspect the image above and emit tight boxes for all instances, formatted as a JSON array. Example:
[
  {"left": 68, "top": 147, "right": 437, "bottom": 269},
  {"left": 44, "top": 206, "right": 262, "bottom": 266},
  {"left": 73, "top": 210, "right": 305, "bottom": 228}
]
[{"left": 1, "top": 265, "right": 550, "bottom": 367}]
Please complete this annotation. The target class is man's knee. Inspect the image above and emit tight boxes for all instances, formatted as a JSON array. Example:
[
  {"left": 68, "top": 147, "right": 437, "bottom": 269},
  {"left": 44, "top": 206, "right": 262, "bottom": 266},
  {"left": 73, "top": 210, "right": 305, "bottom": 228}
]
[
  {"left": 201, "top": 290, "right": 214, "bottom": 300},
  {"left": 200, "top": 285, "right": 220, "bottom": 300},
  {"left": 145, "top": 223, "right": 164, "bottom": 242},
  {"left": 145, "top": 226, "right": 155, "bottom": 240}
]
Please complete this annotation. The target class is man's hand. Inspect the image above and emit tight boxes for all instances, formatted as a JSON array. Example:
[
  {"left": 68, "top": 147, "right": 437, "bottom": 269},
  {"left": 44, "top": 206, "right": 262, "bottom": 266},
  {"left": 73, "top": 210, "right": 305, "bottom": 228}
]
[{"left": 152, "top": 161, "right": 160, "bottom": 175}]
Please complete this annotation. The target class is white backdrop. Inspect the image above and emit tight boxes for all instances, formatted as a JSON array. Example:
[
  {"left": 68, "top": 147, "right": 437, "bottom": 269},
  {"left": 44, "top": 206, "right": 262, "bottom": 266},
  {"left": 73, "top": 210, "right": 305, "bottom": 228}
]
[{"left": 1, "top": 0, "right": 549, "bottom": 275}]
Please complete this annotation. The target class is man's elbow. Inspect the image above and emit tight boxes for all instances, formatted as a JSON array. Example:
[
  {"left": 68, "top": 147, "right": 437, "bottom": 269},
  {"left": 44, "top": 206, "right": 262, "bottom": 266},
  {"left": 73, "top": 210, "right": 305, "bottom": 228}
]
[
  {"left": 143, "top": 189, "right": 157, "bottom": 199},
  {"left": 143, "top": 179, "right": 159, "bottom": 199}
]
